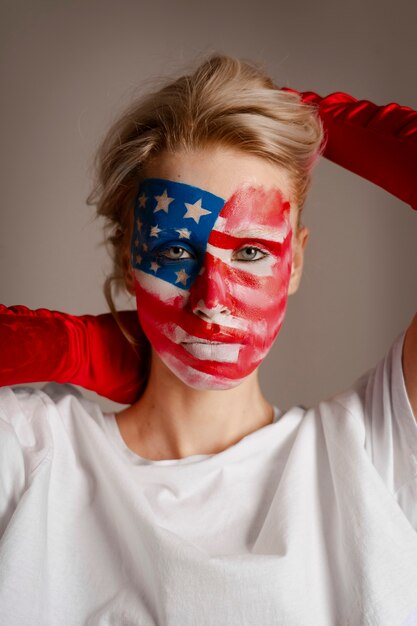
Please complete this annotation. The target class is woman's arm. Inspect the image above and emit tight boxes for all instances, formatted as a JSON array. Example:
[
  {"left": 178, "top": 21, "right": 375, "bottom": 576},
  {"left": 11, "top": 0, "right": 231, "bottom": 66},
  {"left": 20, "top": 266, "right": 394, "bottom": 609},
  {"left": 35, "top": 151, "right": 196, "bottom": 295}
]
[
  {"left": 0, "top": 305, "right": 146, "bottom": 404},
  {"left": 294, "top": 90, "right": 417, "bottom": 417},
  {"left": 293, "top": 89, "right": 417, "bottom": 210}
]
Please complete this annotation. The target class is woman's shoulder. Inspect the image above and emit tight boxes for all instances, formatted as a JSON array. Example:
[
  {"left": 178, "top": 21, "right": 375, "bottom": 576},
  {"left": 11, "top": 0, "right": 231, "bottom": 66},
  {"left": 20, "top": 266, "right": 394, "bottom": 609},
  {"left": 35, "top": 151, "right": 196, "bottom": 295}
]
[
  {"left": 299, "top": 330, "right": 417, "bottom": 496},
  {"left": 0, "top": 383, "right": 91, "bottom": 426},
  {"left": 277, "top": 331, "right": 411, "bottom": 452},
  {"left": 0, "top": 383, "right": 107, "bottom": 462},
  {"left": 308, "top": 331, "right": 408, "bottom": 420},
  {"left": 0, "top": 385, "right": 62, "bottom": 484}
]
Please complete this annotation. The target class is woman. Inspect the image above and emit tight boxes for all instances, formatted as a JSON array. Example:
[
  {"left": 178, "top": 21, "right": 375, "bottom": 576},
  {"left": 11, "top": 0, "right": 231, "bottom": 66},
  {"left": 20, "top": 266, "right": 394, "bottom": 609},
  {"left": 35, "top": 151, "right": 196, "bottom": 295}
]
[{"left": 1, "top": 55, "right": 417, "bottom": 625}]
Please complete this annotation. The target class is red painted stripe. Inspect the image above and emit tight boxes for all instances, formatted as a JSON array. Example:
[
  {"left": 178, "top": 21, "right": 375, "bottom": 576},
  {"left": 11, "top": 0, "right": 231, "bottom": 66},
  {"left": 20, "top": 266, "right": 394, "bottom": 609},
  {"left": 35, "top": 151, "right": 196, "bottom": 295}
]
[{"left": 209, "top": 229, "right": 286, "bottom": 252}]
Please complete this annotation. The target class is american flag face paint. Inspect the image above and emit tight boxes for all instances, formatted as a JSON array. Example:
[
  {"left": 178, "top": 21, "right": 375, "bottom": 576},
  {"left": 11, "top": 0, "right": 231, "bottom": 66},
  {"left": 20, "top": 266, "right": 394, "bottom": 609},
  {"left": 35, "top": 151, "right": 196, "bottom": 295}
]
[{"left": 131, "top": 178, "right": 292, "bottom": 389}]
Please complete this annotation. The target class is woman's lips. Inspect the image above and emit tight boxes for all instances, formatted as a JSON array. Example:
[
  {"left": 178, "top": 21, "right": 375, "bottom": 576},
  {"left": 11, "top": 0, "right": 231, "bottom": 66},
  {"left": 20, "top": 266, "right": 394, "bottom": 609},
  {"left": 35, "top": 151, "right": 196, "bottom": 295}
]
[
  {"left": 171, "top": 324, "right": 247, "bottom": 346},
  {"left": 180, "top": 340, "right": 243, "bottom": 362},
  {"left": 169, "top": 326, "right": 245, "bottom": 362}
]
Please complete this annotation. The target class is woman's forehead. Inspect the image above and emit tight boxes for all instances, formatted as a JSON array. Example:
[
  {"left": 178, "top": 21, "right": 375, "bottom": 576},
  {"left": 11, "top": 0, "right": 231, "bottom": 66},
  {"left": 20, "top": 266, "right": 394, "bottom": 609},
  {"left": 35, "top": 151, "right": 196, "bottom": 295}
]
[
  {"left": 135, "top": 178, "right": 290, "bottom": 239},
  {"left": 143, "top": 146, "right": 294, "bottom": 203}
]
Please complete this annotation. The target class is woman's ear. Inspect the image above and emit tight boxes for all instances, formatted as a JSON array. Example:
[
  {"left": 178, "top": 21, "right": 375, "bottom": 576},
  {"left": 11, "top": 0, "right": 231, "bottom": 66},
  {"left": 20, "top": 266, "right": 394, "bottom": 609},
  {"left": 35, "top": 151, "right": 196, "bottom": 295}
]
[
  {"left": 288, "top": 226, "right": 309, "bottom": 295},
  {"left": 122, "top": 248, "right": 136, "bottom": 295}
]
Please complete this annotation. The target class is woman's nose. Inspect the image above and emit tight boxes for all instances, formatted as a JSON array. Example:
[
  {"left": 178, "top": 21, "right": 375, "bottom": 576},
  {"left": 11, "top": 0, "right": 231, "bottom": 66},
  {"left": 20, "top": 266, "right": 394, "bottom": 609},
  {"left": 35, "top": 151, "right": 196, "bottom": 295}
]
[{"left": 188, "top": 255, "right": 232, "bottom": 322}]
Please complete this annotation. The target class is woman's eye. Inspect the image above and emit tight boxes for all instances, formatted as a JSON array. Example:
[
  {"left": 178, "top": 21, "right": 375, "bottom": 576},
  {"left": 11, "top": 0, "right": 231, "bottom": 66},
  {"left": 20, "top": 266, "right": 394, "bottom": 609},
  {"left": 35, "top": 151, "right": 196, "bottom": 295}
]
[
  {"left": 160, "top": 246, "right": 194, "bottom": 261},
  {"left": 233, "top": 246, "right": 267, "bottom": 262}
]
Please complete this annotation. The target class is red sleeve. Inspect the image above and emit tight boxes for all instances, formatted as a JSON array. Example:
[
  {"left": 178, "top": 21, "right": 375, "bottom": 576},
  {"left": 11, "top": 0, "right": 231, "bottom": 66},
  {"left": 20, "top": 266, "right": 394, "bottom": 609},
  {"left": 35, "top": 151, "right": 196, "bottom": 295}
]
[
  {"left": 0, "top": 305, "right": 146, "bottom": 404},
  {"left": 287, "top": 89, "right": 417, "bottom": 209}
]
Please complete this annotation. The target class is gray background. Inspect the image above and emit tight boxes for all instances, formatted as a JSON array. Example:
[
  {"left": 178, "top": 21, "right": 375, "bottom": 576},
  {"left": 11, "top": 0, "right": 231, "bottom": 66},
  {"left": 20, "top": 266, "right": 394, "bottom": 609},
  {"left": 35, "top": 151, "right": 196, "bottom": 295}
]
[{"left": 1, "top": 0, "right": 416, "bottom": 412}]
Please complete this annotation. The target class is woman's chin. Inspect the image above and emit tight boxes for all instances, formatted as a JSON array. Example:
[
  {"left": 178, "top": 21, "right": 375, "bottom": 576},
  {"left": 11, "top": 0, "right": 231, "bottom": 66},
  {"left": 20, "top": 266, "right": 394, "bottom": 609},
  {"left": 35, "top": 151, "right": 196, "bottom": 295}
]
[
  {"left": 185, "top": 376, "right": 243, "bottom": 392},
  {"left": 159, "top": 351, "right": 247, "bottom": 391}
]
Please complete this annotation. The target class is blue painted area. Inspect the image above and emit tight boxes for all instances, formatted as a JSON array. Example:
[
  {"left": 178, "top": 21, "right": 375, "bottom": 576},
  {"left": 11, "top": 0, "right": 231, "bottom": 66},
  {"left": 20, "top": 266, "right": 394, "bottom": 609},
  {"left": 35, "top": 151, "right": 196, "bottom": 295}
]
[{"left": 131, "top": 178, "right": 225, "bottom": 289}]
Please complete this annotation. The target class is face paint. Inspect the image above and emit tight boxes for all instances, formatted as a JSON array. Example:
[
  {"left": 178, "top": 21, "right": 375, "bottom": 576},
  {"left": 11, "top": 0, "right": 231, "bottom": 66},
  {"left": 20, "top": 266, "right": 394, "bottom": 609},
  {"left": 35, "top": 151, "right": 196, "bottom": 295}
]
[{"left": 131, "top": 178, "right": 292, "bottom": 390}]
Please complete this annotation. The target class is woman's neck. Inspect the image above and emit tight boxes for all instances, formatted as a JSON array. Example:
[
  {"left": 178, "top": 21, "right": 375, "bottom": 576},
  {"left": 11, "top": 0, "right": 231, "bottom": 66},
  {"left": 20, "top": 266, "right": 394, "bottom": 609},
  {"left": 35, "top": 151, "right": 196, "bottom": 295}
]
[{"left": 115, "top": 354, "right": 274, "bottom": 461}]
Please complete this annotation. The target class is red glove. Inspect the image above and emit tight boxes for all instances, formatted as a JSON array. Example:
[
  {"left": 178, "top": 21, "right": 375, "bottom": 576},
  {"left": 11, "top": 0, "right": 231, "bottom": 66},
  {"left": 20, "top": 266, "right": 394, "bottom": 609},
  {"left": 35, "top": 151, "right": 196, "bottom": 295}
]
[
  {"left": 0, "top": 305, "right": 147, "bottom": 404},
  {"left": 289, "top": 89, "right": 417, "bottom": 210},
  {"left": 2, "top": 90, "right": 416, "bottom": 404}
]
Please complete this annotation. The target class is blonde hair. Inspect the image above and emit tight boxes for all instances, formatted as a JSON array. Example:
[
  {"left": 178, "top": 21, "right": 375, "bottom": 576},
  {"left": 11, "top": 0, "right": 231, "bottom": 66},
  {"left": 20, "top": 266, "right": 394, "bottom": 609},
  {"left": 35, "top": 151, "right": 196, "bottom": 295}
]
[{"left": 87, "top": 54, "right": 324, "bottom": 346}]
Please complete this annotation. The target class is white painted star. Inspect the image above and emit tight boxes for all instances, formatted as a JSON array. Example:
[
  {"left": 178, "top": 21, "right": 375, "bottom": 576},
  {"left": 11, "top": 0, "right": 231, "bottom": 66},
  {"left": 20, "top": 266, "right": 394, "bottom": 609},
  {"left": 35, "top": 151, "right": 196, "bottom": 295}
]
[
  {"left": 138, "top": 192, "right": 148, "bottom": 208},
  {"left": 175, "top": 269, "right": 190, "bottom": 286},
  {"left": 150, "top": 225, "right": 161, "bottom": 238},
  {"left": 134, "top": 238, "right": 139, "bottom": 248},
  {"left": 135, "top": 254, "right": 143, "bottom": 265},
  {"left": 154, "top": 190, "right": 174, "bottom": 213},
  {"left": 150, "top": 261, "right": 160, "bottom": 273},
  {"left": 183, "top": 199, "right": 211, "bottom": 223},
  {"left": 136, "top": 219, "right": 143, "bottom": 232},
  {"left": 142, "top": 243, "right": 149, "bottom": 252},
  {"left": 176, "top": 227, "right": 191, "bottom": 239}
]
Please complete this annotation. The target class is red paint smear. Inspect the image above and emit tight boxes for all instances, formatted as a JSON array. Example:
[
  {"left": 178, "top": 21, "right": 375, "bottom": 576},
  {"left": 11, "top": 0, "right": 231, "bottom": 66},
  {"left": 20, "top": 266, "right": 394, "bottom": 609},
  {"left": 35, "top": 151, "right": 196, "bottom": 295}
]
[
  {"left": 216, "top": 186, "right": 291, "bottom": 233},
  {"left": 137, "top": 285, "right": 288, "bottom": 380},
  {"left": 208, "top": 230, "right": 284, "bottom": 255},
  {"left": 187, "top": 249, "right": 291, "bottom": 318}
]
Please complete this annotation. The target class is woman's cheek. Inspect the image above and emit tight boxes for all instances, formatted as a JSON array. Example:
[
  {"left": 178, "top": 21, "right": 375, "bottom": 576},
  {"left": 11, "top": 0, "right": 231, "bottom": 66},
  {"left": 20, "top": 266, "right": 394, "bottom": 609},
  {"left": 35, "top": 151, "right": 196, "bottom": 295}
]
[
  {"left": 134, "top": 278, "right": 185, "bottom": 337},
  {"left": 228, "top": 257, "right": 291, "bottom": 323}
]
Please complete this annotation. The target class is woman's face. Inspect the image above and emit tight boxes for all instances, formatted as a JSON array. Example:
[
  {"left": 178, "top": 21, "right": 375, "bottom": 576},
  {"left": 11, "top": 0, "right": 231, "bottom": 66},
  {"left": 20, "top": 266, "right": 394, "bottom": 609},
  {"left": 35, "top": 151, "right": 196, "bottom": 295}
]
[{"left": 130, "top": 146, "right": 302, "bottom": 390}]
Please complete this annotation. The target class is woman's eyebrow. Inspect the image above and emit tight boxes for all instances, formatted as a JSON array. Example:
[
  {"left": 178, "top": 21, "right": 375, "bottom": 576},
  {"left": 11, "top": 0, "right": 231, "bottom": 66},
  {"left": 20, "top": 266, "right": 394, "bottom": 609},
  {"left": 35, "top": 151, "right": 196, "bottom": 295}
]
[{"left": 222, "top": 227, "right": 290, "bottom": 243}]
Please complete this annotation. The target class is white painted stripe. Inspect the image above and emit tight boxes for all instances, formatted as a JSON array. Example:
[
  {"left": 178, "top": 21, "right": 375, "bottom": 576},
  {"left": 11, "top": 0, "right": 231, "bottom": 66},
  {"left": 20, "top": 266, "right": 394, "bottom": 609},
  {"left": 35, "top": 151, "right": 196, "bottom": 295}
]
[
  {"left": 206, "top": 243, "right": 275, "bottom": 277},
  {"left": 160, "top": 351, "right": 245, "bottom": 390},
  {"left": 211, "top": 221, "right": 289, "bottom": 243},
  {"left": 134, "top": 268, "right": 185, "bottom": 301},
  {"left": 182, "top": 342, "right": 241, "bottom": 362}
]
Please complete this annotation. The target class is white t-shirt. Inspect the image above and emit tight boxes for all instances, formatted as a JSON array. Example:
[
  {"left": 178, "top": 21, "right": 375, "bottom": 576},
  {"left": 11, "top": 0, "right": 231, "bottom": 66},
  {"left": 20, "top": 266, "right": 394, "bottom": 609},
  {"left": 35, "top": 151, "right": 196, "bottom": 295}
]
[{"left": 1, "top": 333, "right": 417, "bottom": 626}]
